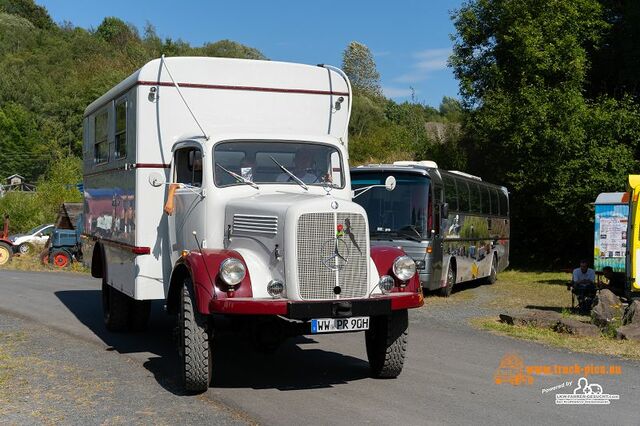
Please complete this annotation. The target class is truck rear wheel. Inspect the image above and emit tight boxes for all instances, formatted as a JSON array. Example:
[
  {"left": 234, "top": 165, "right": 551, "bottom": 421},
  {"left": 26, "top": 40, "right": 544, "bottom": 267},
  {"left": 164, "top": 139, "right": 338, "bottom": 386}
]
[
  {"left": 0, "top": 242, "right": 11, "bottom": 265},
  {"left": 102, "top": 280, "right": 130, "bottom": 332},
  {"left": 179, "top": 276, "right": 211, "bottom": 393},
  {"left": 129, "top": 300, "right": 151, "bottom": 331},
  {"left": 366, "top": 309, "right": 408, "bottom": 378}
]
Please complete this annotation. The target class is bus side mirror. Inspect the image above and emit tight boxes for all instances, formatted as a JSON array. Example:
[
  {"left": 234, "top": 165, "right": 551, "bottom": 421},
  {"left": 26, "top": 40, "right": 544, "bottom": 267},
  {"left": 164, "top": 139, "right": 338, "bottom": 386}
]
[
  {"left": 385, "top": 176, "right": 396, "bottom": 191},
  {"left": 441, "top": 203, "right": 449, "bottom": 218}
]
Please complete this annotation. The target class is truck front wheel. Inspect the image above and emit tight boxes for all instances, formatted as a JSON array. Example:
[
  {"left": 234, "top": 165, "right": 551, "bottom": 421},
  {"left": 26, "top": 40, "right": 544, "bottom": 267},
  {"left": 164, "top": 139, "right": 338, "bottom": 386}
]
[
  {"left": 366, "top": 309, "right": 408, "bottom": 378},
  {"left": 102, "top": 280, "right": 130, "bottom": 332},
  {"left": 179, "top": 276, "right": 212, "bottom": 393}
]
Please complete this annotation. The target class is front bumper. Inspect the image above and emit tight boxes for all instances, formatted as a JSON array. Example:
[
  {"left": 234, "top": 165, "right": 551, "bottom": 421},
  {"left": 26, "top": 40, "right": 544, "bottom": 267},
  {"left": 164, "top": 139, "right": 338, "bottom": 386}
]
[{"left": 209, "top": 291, "right": 423, "bottom": 319}]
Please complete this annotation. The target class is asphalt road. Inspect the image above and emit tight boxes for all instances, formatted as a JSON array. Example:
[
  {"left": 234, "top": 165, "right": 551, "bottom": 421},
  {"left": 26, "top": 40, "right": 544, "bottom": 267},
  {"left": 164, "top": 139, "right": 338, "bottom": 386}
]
[{"left": 1, "top": 269, "right": 639, "bottom": 425}]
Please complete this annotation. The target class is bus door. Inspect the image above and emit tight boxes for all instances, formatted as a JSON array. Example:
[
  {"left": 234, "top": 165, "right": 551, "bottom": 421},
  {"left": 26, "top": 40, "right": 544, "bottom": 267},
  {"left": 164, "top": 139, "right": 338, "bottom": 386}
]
[{"left": 430, "top": 181, "right": 444, "bottom": 288}]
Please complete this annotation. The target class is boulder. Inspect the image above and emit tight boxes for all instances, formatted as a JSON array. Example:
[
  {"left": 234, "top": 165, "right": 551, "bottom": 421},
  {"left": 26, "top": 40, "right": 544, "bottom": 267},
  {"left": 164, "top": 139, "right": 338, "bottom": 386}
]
[
  {"left": 499, "top": 310, "right": 562, "bottom": 329},
  {"left": 616, "top": 323, "right": 640, "bottom": 341},
  {"left": 555, "top": 318, "right": 601, "bottom": 337},
  {"left": 623, "top": 300, "right": 640, "bottom": 326},
  {"left": 591, "top": 289, "right": 624, "bottom": 328}
]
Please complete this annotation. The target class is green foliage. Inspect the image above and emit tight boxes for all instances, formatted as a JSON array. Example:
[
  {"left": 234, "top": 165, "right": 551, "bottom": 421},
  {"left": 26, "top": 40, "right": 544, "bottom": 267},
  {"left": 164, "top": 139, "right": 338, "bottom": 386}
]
[
  {"left": 0, "top": 1, "right": 267, "bottom": 185},
  {"left": 451, "top": 0, "right": 640, "bottom": 267},
  {"left": 342, "top": 41, "right": 382, "bottom": 98},
  {"left": 0, "top": 0, "right": 52, "bottom": 29},
  {"left": 0, "top": 156, "right": 82, "bottom": 233}
]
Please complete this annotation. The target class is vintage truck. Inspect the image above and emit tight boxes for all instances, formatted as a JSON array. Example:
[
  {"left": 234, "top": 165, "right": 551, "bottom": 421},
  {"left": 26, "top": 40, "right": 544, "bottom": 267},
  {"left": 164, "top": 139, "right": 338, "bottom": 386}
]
[{"left": 81, "top": 57, "right": 423, "bottom": 392}]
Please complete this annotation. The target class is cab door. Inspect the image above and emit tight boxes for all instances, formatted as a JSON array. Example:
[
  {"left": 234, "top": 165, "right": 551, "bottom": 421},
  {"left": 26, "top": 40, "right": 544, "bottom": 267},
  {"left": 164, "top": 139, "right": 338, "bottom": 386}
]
[{"left": 168, "top": 144, "right": 206, "bottom": 261}]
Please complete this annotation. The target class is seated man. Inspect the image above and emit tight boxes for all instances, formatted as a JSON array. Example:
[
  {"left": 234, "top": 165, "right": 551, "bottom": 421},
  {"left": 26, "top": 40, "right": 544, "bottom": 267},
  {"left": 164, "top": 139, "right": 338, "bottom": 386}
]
[
  {"left": 276, "top": 149, "right": 319, "bottom": 184},
  {"left": 569, "top": 259, "right": 597, "bottom": 314},
  {"left": 601, "top": 266, "right": 626, "bottom": 298}
]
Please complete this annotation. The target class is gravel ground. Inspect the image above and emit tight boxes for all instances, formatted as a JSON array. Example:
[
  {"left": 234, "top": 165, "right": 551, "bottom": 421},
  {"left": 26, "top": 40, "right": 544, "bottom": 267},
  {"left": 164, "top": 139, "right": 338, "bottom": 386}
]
[{"left": 0, "top": 313, "right": 253, "bottom": 426}]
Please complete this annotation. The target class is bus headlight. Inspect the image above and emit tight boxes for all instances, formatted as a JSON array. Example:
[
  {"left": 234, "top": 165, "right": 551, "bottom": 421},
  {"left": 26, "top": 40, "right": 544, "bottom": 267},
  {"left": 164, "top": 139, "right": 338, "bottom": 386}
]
[
  {"left": 393, "top": 256, "right": 416, "bottom": 281},
  {"left": 219, "top": 258, "right": 246, "bottom": 286}
]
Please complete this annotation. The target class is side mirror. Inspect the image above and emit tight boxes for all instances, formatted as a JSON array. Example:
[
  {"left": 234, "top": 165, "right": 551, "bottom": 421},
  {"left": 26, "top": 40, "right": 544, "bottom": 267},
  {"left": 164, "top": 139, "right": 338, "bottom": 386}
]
[
  {"left": 441, "top": 202, "right": 449, "bottom": 218},
  {"left": 385, "top": 176, "right": 396, "bottom": 191}
]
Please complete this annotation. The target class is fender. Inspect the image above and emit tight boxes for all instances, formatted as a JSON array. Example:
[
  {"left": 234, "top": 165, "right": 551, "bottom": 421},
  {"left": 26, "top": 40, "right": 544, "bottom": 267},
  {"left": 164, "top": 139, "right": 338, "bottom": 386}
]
[
  {"left": 174, "top": 249, "right": 253, "bottom": 315},
  {"left": 370, "top": 245, "right": 421, "bottom": 294}
]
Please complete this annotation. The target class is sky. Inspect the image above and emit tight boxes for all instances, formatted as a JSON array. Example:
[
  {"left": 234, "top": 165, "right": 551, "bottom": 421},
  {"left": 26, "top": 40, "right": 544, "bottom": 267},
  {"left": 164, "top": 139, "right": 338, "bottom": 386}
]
[{"left": 38, "top": 0, "right": 463, "bottom": 108}]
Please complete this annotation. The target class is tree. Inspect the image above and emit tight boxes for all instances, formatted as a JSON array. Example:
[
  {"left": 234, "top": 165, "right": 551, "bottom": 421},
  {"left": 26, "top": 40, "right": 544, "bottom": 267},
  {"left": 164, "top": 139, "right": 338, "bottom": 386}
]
[
  {"left": 450, "top": 0, "right": 640, "bottom": 267},
  {"left": 341, "top": 41, "right": 382, "bottom": 97}
]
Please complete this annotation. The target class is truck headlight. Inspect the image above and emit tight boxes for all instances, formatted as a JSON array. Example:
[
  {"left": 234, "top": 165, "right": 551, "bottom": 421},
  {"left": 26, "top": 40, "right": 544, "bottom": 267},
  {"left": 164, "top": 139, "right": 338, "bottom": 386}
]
[
  {"left": 219, "top": 258, "right": 246, "bottom": 286},
  {"left": 267, "top": 280, "right": 285, "bottom": 297},
  {"left": 393, "top": 255, "right": 416, "bottom": 281},
  {"left": 378, "top": 275, "right": 394, "bottom": 294}
]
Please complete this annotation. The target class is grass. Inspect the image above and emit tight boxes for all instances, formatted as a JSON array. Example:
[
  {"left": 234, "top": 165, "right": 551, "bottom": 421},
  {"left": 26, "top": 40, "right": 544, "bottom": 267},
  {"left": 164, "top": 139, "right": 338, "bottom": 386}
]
[
  {"left": 472, "top": 317, "right": 640, "bottom": 360},
  {"left": 0, "top": 249, "right": 88, "bottom": 274},
  {"left": 470, "top": 269, "right": 640, "bottom": 360}
]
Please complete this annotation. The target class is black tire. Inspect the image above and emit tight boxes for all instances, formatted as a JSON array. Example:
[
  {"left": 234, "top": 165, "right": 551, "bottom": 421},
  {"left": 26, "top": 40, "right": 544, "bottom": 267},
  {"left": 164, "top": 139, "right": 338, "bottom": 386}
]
[
  {"left": 486, "top": 255, "right": 498, "bottom": 284},
  {"left": 129, "top": 300, "right": 151, "bottom": 331},
  {"left": 102, "top": 280, "right": 130, "bottom": 332},
  {"left": 39, "top": 249, "right": 49, "bottom": 265},
  {"left": 438, "top": 262, "right": 455, "bottom": 297},
  {"left": 18, "top": 242, "right": 33, "bottom": 255},
  {"left": 179, "top": 276, "right": 211, "bottom": 393},
  {"left": 366, "top": 309, "right": 408, "bottom": 378},
  {"left": 0, "top": 242, "right": 11, "bottom": 265}
]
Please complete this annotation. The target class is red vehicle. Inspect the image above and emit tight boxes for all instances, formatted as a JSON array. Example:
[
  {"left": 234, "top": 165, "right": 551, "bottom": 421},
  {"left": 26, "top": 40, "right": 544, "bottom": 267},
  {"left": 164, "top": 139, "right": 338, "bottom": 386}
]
[{"left": 0, "top": 215, "right": 14, "bottom": 265}]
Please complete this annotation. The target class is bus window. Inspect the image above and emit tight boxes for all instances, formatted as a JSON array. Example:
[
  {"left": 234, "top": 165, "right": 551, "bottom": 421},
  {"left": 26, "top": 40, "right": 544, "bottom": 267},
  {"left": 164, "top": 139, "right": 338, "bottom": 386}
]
[
  {"left": 443, "top": 176, "right": 458, "bottom": 212},
  {"left": 499, "top": 190, "right": 509, "bottom": 216},
  {"left": 457, "top": 180, "right": 470, "bottom": 212},
  {"left": 470, "top": 182, "right": 481, "bottom": 213},
  {"left": 490, "top": 188, "right": 499, "bottom": 215},
  {"left": 481, "top": 186, "right": 491, "bottom": 214}
]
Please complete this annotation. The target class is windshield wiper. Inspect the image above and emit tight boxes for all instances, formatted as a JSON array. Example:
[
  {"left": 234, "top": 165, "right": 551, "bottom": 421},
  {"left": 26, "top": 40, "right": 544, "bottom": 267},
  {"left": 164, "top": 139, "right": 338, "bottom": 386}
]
[
  {"left": 269, "top": 155, "right": 308, "bottom": 190},
  {"left": 398, "top": 225, "right": 423, "bottom": 241},
  {"left": 215, "top": 163, "right": 259, "bottom": 189}
]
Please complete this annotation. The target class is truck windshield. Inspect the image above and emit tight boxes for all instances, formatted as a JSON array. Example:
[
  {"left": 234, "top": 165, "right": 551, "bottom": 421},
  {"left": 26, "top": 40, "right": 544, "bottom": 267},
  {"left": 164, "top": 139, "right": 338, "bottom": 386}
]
[
  {"left": 352, "top": 172, "right": 431, "bottom": 241},
  {"left": 213, "top": 141, "right": 344, "bottom": 188}
]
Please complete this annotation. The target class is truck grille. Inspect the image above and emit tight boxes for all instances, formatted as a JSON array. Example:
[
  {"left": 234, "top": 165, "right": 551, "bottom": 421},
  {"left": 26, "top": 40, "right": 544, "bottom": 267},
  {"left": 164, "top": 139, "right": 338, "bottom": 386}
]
[
  {"left": 296, "top": 212, "right": 368, "bottom": 300},
  {"left": 233, "top": 214, "right": 278, "bottom": 236}
]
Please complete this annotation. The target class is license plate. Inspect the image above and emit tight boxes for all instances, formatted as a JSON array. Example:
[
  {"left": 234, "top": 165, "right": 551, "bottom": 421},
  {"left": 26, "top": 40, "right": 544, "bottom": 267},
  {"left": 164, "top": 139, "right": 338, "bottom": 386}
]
[{"left": 311, "top": 317, "right": 370, "bottom": 334}]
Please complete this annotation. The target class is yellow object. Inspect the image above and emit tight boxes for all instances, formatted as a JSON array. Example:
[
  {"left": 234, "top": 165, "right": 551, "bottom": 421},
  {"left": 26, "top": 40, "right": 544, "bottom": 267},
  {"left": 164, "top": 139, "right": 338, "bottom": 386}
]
[{"left": 627, "top": 176, "right": 640, "bottom": 291}]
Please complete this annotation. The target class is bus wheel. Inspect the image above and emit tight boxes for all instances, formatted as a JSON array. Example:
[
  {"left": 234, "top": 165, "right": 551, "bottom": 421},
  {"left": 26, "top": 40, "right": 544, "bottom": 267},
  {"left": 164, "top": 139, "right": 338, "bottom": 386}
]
[
  {"left": 439, "top": 263, "right": 455, "bottom": 297},
  {"left": 103, "top": 280, "right": 130, "bottom": 332},
  {"left": 486, "top": 255, "right": 498, "bottom": 284},
  {"left": 366, "top": 309, "right": 408, "bottom": 378},
  {"left": 179, "top": 276, "right": 211, "bottom": 393}
]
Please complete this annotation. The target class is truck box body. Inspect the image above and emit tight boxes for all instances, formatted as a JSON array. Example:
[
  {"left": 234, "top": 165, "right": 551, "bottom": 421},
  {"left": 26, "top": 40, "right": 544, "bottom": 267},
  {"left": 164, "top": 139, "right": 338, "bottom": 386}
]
[{"left": 82, "top": 57, "right": 351, "bottom": 300}]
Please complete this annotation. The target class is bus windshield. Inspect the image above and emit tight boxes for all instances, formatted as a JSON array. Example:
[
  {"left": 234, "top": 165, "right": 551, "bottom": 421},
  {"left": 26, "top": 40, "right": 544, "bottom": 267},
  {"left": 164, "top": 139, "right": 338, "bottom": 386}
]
[{"left": 352, "top": 172, "right": 431, "bottom": 241}]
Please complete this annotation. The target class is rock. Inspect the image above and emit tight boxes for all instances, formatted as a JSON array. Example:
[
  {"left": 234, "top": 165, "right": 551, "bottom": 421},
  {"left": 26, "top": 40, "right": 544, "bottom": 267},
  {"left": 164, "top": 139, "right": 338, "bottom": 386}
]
[
  {"left": 623, "top": 300, "right": 640, "bottom": 325},
  {"left": 591, "top": 289, "right": 624, "bottom": 328},
  {"left": 555, "top": 318, "right": 601, "bottom": 337},
  {"left": 499, "top": 310, "right": 562, "bottom": 329},
  {"left": 616, "top": 323, "right": 640, "bottom": 341}
]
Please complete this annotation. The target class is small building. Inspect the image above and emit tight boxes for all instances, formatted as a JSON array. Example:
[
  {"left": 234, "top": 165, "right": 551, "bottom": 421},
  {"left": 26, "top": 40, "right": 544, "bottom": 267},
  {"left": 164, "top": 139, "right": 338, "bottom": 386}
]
[{"left": 3, "top": 174, "right": 36, "bottom": 192}]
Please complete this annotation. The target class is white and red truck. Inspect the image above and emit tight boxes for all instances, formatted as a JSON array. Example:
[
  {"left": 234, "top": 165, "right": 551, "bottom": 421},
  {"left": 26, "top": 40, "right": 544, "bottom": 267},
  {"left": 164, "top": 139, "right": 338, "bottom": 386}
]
[{"left": 82, "top": 56, "right": 423, "bottom": 392}]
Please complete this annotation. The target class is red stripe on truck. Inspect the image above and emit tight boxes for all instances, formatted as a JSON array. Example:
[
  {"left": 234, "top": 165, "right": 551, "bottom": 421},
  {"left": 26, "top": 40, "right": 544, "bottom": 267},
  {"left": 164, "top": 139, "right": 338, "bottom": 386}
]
[{"left": 138, "top": 80, "right": 350, "bottom": 96}]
